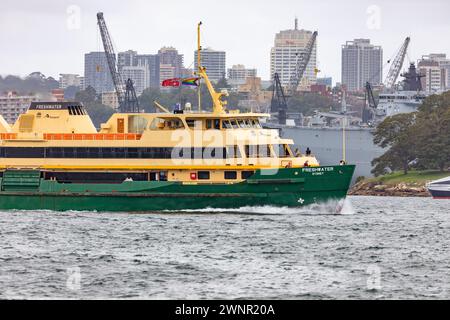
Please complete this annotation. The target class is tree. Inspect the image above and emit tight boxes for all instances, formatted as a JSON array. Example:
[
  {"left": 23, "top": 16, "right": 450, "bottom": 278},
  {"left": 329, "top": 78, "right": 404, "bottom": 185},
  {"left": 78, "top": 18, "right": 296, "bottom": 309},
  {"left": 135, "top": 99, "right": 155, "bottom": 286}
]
[
  {"left": 75, "top": 86, "right": 97, "bottom": 104},
  {"left": 413, "top": 91, "right": 450, "bottom": 171},
  {"left": 371, "top": 113, "right": 417, "bottom": 175}
]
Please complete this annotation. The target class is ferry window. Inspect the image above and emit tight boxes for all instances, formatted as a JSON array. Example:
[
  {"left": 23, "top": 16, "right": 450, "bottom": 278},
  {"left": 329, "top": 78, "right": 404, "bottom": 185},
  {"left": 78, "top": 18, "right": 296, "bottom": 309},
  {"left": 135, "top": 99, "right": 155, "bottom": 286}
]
[
  {"left": 149, "top": 172, "right": 157, "bottom": 181},
  {"left": 214, "top": 119, "right": 220, "bottom": 129},
  {"left": 159, "top": 171, "right": 168, "bottom": 181},
  {"left": 224, "top": 171, "right": 237, "bottom": 180},
  {"left": 254, "top": 120, "right": 262, "bottom": 128},
  {"left": 273, "top": 144, "right": 291, "bottom": 158},
  {"left": 226, "top": 145, "right": 241, "bottom": 158},
  {"left": 203, "top": 147, "right": 226, "bottom": 159},
  {"left": 186, "top": 119, "right": 195, "bottom": 128},
  {"left": 128, "top": 115, "right": 148, "bottom": 133},
  {"left": 241, "top": 171, "right": 254, "bottom": 179},
  {"left": 230, "top": 120, "right": 239, "bottom": 129},
  {"left": 222, "top": 120, "right": 232, "bottom": 129},
  {"left": 244, "top": 119, "right": 252, "bottom": 128},
  {"left": 206, "top": 119, "right": 212, "bottom": 129},
  {"left": 258, "top": 145, "right": 271, "bottom": 158},
  {"left": 245, "top": 145, "right": 259, "bottom": 158},
  {"left": 198, "top": 171, "right": 210, "bottom": 180},
  {"left": 237, "top": 120, "right": 246, "bottom": 128},
  {"left": 150, "top": 118, "right": 165, "bottom": 130}
]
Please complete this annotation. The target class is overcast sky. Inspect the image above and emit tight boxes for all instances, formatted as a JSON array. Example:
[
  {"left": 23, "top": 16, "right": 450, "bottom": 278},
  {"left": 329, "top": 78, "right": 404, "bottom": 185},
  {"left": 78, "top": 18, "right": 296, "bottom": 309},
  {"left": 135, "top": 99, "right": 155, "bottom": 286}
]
[{"left": 1, "top": 0, "right": 449, "bottom": 83}]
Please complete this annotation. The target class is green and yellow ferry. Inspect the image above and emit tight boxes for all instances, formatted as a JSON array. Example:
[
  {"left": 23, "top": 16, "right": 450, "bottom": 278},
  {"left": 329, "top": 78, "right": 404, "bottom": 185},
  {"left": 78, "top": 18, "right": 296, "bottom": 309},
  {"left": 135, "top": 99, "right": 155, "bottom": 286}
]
[{"left": 0, "top": 27, "right": 354, "bottom": 212}]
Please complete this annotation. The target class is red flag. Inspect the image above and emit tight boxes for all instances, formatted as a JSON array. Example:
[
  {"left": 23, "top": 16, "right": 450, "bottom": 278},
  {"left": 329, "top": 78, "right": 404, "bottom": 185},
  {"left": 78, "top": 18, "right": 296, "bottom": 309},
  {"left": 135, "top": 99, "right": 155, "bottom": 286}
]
[{"left": 161, "top": 78, "right": 181, "bottom": 87}]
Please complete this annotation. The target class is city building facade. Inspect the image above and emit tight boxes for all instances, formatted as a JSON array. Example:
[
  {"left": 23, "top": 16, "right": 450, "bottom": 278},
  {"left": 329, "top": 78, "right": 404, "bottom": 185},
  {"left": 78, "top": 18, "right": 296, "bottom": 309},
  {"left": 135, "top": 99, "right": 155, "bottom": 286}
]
[
  {"left": 158, "top": 47, "right": 184, "bottom": 78},
  {"left": 120, "top": 66, "right": 149, "bottom": 95},
  {"left": 118, "top": 51, "right": 160, "bottom": 89},
  {"left": 101, "top": 91, "right": 119, "bottom": 110},
  {"left": 418, "top": 54, "right": 450, "bottom": 92},
  {"left": 0, "top": 91, "right": 39, "bottom": 124},
  {"left": 59, "top": 74, "right": 83, "bottom": 89},
  {"left": 316, "top": 77, "right": 333, "bottom": 88},
  {"left": 194, "top": 48, "right": 226, "bottom": 82},
  {"left": 270, "top": 20, "right": 317, "bottom": 90},
  {"left": 341, "top": 39, "right": 383, "bottom": 92},
  {"left": 84, "top": 52, "right": 115, "bottom": 94},
  {"left": 227, "top": 64, "right": 257, "bottom": 82}
]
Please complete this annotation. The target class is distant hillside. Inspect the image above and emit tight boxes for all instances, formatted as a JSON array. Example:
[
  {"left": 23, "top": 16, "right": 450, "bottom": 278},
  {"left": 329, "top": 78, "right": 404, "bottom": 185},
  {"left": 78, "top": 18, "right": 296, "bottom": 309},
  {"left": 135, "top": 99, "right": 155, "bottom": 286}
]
[{"left": 0, "top": 72, "right": 59, "bottom": 95}]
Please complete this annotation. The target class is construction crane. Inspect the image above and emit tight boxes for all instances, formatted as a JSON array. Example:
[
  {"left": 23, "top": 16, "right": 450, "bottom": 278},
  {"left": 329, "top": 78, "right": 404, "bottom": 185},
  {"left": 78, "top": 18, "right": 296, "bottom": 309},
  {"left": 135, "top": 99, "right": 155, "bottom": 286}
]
[
  {"left": 96, "top": 12, "right": 140, "bottom": 113},
  {"left": 384, "top": 37, "right": 410, "bottom": 89},
  {"left": 270, "top": 73, "right": 288, "bottom": 124},
  {"left": 271, "top": 31, "right": 318, "bottom": 125},
  {"left": 289, "top": 31, "right": 318, "bottom": 95},
  {"left": 363, "top": 37, "right": 411, "bottom": 123}
]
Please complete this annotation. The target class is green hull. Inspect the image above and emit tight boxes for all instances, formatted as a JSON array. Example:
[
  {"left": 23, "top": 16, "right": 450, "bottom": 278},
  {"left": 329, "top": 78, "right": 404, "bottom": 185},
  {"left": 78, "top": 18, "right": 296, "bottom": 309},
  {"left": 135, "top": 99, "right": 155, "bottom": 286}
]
[{"left": 0, "top": 165, "right": 355, "bottom": 212}]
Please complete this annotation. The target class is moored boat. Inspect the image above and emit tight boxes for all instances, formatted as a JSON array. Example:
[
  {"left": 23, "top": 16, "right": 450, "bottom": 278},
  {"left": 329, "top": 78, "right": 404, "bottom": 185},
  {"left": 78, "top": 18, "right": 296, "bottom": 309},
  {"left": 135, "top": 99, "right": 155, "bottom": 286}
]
[{"left": 427, "top": 176, "right": 450, "bottom": 199}]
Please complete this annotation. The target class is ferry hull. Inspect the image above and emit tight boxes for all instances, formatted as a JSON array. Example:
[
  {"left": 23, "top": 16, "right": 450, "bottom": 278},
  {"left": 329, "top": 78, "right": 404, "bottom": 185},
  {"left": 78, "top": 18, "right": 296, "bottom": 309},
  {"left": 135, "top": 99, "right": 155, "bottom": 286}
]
[{"left": 0, "top": 166, "right": 355, "bottom": 212}]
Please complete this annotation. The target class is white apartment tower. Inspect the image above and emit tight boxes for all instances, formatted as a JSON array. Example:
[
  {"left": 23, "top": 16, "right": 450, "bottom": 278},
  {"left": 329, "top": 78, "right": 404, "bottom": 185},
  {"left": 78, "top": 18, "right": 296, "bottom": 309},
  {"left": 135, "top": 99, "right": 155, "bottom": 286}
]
[
  {"left": 120, "top": 66, "right": 149, "bottom": 96},
  {"left": 270, "top": 19, "right": 317, "bottom": 90},
  {"left": 194, "top": 48, "right": 226, "bottom": 82}
]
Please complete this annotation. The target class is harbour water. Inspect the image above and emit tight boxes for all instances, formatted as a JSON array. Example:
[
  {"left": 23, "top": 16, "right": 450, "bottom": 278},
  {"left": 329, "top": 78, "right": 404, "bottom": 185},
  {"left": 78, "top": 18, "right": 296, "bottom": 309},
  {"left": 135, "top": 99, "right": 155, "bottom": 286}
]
[{"left": 0, "top": 196, "right": 449, "bottom": 300}]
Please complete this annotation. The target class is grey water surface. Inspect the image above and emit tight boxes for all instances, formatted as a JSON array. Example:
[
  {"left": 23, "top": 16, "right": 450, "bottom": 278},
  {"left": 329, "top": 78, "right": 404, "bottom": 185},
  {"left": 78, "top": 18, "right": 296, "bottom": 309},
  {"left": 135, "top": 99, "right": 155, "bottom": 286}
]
[{"left": 0, "top": 196, "right": 449, "bottom": 299}]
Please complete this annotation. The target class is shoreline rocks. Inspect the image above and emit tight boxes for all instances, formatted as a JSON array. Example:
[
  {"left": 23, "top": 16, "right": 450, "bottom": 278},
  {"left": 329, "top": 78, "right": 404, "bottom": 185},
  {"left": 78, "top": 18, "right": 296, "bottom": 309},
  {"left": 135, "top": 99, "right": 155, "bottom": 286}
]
[{"left": 349, "top": 181, "right": 430, "bottom": 197}]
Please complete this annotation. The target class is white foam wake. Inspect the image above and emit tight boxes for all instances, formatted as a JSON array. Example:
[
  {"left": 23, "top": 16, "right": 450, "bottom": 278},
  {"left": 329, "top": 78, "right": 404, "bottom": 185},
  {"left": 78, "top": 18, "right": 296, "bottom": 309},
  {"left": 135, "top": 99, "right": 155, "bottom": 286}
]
[{"left": 165, "top": 198, "right": 356, "bottom": 216}]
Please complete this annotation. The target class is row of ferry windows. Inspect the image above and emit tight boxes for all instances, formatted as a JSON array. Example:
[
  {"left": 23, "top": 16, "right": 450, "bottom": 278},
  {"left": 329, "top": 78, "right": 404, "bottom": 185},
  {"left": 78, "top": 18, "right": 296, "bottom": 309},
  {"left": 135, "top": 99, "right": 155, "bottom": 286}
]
[
  {"left": 0, "top": 145, "right": 292, "bottom": 159},
  {"left": 151, "top": 118, "right": 262, "bottom": 130},
  {"left": 40, "top": 170, "right": 254, "bottom": 183}
]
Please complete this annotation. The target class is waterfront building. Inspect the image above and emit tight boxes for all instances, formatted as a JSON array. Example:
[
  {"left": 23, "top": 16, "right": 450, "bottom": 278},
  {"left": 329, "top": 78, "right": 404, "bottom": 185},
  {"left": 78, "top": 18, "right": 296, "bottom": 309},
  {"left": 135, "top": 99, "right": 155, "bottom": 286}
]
[
  {"left": 59, "top": 74, "right": 83, "bottom": 89},
  {"left": 158, "top": 47, "right": 184, "bottom": 78},
  {"left": 51, "top": 89, "right": 65, "bottom": 102},
  {"left": 418, "top": 54, "right": 450, "bottom": 92},
  {"left": 120, "top": 66, "right": 149, "bottom": 95},
  {"left": 227, "top": 64, "right": 257, "bottom": 85},
  {"left": 0, "top": 91, "right": 39, "bottom": 124},
  {"left": 101, "top": 91, "right": 119, "bottom": 110},
  {"left": 270, "top": 19, "right": 317, "bottom": 90},
  {"left": 194, "top": 48, "right": 226, "bottom": 82},
  {"left": 341, "top": 39, "right": 383, "bottom": 92},
  {"left": 316, "top": 77, "right": 332, "bottom": 88},
  {"left": 118, "top": 51, "right": 160, "bottom": 89},
  {"left": 84, "top": 52, "right": 114, "bottom": 94}
]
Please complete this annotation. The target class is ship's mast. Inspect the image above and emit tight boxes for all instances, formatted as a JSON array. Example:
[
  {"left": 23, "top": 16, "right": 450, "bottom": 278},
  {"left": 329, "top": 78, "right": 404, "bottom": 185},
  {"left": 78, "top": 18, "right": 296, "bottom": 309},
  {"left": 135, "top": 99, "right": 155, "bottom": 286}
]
[
  {"left": 196, "top": 22, "right": 227, "bottom": 114},
  {"left": 197, "top": 22, "right": 202, "bottom": 112}
]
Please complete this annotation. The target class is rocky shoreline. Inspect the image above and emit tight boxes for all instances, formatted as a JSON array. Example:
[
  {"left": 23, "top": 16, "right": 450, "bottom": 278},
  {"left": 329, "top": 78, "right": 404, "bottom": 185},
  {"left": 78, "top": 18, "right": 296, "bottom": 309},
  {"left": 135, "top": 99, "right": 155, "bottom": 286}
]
[{"left": 349, "top": 181, "right": 431, "bottom": 197}]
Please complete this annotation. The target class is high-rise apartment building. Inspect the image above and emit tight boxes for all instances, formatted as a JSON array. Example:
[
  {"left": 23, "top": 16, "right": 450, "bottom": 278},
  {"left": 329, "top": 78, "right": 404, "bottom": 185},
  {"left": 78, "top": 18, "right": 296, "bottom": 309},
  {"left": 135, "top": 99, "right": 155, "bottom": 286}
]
[
  {"left": 84, "top": 52, "right": 114, "bottom": 94},
  {"left": 120, "top": 66, "right": 149, "bottom": 95},
  {"left": 270, "top": 20, "right": 317, "bottom": 90},
  {"left": 0, "top": 91, "right": 39, "bottom": 124},
  {"left": 418, "top": 54, "right": 450, "bottom": 92},
  {"left": 59, "top": 74, "right": 83, "bottom": 89},
  {"left": 194, "top": 48, "right": 226, "bottom": 82},
  {"left": 227, "top": 64, "right": 257, "bottom": 84},
  {"left": 341, "top": 39, "right": 383, "bottom": 92},
  {"left": 118, "top": 50, "right": 160, "bottom": 90},
  {"left": 158, "top": 47, "right": 184, "bottom": 78}
]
